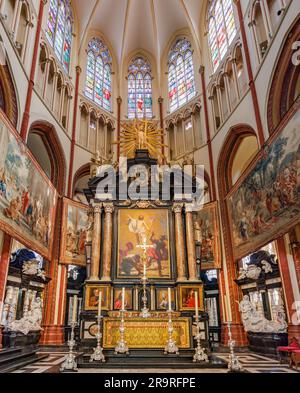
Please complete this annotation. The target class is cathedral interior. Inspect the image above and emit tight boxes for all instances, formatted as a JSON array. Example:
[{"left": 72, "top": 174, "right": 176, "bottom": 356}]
[{"left": 0, "top": 0, "right": 299, "bottom": 376}]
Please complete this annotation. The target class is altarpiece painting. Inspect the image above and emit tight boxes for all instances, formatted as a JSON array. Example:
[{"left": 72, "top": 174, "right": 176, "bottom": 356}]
[{"left": 117, "top": 208, "right": 171, "bottom": 279}]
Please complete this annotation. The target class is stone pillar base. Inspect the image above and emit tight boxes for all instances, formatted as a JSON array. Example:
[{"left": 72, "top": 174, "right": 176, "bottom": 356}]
[
  {"left": 39, "top": 325, "right": 65, "bottom": 346},
  {"left": 288, "top": 323, "right": 300, "bottom": 343},
  {"left": 221, "top": 323, "right": 248, "bottom": 347}
]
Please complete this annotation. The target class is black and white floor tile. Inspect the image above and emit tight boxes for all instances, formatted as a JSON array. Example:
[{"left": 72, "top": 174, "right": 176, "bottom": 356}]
[{"left": 11, "top": 352, "right": 300, "bottom": 374}]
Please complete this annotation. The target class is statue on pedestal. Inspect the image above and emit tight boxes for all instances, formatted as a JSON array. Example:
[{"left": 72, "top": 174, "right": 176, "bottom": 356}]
[{"left": 8, "top": 297, "right": 43, "bottom": 336}]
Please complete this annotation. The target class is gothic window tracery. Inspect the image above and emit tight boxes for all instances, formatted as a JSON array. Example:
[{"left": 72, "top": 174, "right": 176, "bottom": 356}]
[{"left": 127, "top": 57, "right": 153, "bottom": 119}]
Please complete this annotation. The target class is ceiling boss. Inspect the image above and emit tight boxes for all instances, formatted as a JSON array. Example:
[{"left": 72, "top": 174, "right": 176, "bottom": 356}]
[{"left": 114, "top": 119, "right": 167, "bottom": 161}]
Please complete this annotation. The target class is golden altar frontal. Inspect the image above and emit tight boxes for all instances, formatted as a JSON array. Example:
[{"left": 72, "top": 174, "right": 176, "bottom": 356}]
[{"left": 101, "top": 317, "right": 191, "bottom": 349}]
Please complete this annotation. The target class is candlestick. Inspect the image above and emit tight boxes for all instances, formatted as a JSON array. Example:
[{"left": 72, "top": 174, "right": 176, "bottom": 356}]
[
  {"left": 168, "top": 288, "right": 172, "bottom": 312},
  {"left": 115, "top": 308, "right": 129, "bottom": 354},
  {"left": 72, "top": 295, "right": 77, "bottom": 324},
  {"left": 195, "top": 291, "right": 199, "bottom": 321},
  {"left": 227, "top": 322, "right": 244, "bottom": 372},
  {"left": 60, "top": 321, "right": 78, "bottom": 372},
  {"left": 121, "top": 287, "right": 125, "bottom": 311},
  {"left": 164, "top": 310, "right": 179, "bottom": 355},
  {"left": 98, "top": 291, "right": 102, "bottom": 317}
]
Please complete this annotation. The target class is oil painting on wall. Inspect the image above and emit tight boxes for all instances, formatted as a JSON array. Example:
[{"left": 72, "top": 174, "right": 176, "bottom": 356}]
[
  {"left": 179, "top": 285, "right": 204, "bottom": 311},
  {"left": 0, "top": 115, "right": 57, "bottom": 259},
  {"left": 193, "top": 202, "right": 221, "bottom": 270},
  {"left": 85, "top": 284, "right": 110, "bottom": 311},
  {"left": 113, "top": 288, "right": 133, "bottom": 310},
  {"left": 60, "top": 198, "right": 90, "bottom": 266},
  {"left": 117, "top": 209, "right": 171, "bottom": 279},
  {"left": 227, "top": 109, "right": 300, "bottom": 259}
]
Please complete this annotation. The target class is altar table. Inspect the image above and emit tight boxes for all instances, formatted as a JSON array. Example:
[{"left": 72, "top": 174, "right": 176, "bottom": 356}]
[{"left": 100, "top": 317, "right": 191, "bottom": 349}]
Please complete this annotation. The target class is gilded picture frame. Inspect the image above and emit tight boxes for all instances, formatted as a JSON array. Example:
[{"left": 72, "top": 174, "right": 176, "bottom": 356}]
[
  {"left": 84, "top": 284, "right": 110, "bottom": 311},
  {"left": 178, "top": 285, "right": 204, "bottom": 311},
  {"left": 117, "top": 208, "right": 171, "bottom": 279}
]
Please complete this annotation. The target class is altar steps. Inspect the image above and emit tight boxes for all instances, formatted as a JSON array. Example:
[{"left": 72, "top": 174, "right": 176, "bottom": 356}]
[
  {"left": 0, "top": 347, "right": 48, "bottom": 373},
  {"left": 77, "top": 350, "right": 228, "bottom": 369}
]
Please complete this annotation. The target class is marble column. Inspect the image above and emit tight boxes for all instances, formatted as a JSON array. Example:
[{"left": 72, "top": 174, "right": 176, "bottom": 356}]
[
  {"left": 173, "top": 203, "right": 187, "bottom": 281},
  {"left": 90, "top": 203, "right": 102, "bottom": 281},
  {"left": 102, "top": 203, "right": 114, "bottom": 281},
  {"left": 185, "top": 204, "right": 197, "bottom": 281}
]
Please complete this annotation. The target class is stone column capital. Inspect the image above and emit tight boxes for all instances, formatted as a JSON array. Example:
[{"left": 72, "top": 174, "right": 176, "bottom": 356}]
[
  {"left": 173, "top": 203, "right": 184, "bottom": 214},
  {"left": 103, "top": 203, "right": 114, "bottom": 214}
]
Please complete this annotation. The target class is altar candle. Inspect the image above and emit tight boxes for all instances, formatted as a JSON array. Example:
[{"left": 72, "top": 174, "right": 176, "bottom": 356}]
[
  {"left": 168, "top": 288, "right": 172, "bottom": 311},
  {"left": 144, "top": 263, "right": 146, "bottom": 278},
  {"left": 72, "top": 295, "right": 78, "bottom": 323},
  {"left": 98, "top": 291, "right": 102, "bottom": 317},
  {"left": 121, "top": 287, "right": 125, "bottom": 310},
  {"left": 195, "top": 291, "right": 199, "bottom": 320}
]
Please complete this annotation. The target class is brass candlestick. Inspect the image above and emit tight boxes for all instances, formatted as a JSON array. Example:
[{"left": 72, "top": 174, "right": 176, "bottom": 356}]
[
  {"left": 115, "top": 308, "right": 129, "bottom": 354},
  {"left": 90, "top": 315, "right": 105, "bottom": 363},
  {"left": 60, "top": 322, "right": 78, "bottom": 372},
  {"left": 164, "top": 310, "right": 179, "bottom": 355},
  {"left": 193, "top": 316, "right": 208, "bottom": 363}
]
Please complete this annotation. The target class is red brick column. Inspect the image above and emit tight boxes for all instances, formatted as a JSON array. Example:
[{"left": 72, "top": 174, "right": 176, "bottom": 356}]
[
  {"left": 67, "top": 66, "right": 81, "bottom": 197},
  {"left": 277, "top": 236, "right": 300, "bottom": 342},
  {"left": 0, "top": 233, "right": 12, "bottom": 348},
  {"left": 20, "top": 0, "right": 46, "bottom": 141},
  {"left": 40, "top": 198, "right": 67, "bottom": 345},
  {"left": 234, "top": 0, "right": 265, "bottom": 147}
]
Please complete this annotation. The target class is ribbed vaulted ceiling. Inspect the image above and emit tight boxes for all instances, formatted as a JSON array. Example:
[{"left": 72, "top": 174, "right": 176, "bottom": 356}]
[{"left": 73, "top": 0, "right": 206, "bottom": 67}]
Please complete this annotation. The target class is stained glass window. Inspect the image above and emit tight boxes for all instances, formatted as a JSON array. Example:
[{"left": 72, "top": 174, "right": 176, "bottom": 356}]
[
  {"left": 168, "top": 38, "right": 196, "bottom": 113},
  {"left": 46, "top": 0, "right": 73, "bottom": 73},
  {"left": 84, "top": 38, "right": 112, "bottom": 111},
  {"left": 208, "top": 0, "right": 237, "bottom": 72},
  {"left": 127, "top": 57, "right": 153, "bottom": 119}
]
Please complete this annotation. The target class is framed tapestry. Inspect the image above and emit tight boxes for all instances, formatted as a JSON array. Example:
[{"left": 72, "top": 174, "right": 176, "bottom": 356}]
[
  {"left": 0, "top": 113, "right": 58, "bottom": 259},
  {"left": 178, "top": 284, "right": 204, "bottom": 311},
  {"left": 60, "top": 198, "right": 90, "bottom": 266},
  {"left": 193, "top": 202, "right": 221, "bottom": 270},
  {"left": 113, "top": 287, "right": 133, "bottom": 310},
  {"left": 226, "top": 109, "right": 300, "bottom": 260},
  {"left": 117, "top": 208, "right": 171, "bottom": 279},
  {"left": 84, "top": 284, "right": 110, "bottom": 311}
]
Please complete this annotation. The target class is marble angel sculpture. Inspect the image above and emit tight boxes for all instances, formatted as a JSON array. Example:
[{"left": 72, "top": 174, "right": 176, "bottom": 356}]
[
  {"left": 8, "top": 297, "right": 43, "bottom": 336},
  {"left": 239, "top": 295, "right": 287, "bottom": 334}
]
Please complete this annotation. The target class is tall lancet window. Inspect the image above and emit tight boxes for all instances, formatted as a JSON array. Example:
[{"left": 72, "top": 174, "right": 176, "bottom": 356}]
[
  {"left": 127, "top": 57, "right": 153, "bottom": 119},
  {"left": 84, "top": 37, "right": 112, "bottom": 112},
  {"left": 168, "top": 38, "right": 196, "bottom": 113},
  {"left": 46, "top": 0, "right": 73, "bottom": 72},
  {"left": 208, "top": 0, "right": 237, "bottom": 72}
]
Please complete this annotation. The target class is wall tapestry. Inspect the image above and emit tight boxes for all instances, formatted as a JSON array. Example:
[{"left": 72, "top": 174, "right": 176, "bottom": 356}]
[
  {"left": 117, "top": 208, "right": 171, "bottom": 279},
  {"left": 60, "top": 198, "right": 90, "bottom": 266},
  {"left": 0, "top": 114, "right": 58, "bottom": 259},
  {"left": 227, "top": 109, "right": 300, "bottom": 259},
  {"left": 193, "top": 201, "right": 221, "bottom": 270}
]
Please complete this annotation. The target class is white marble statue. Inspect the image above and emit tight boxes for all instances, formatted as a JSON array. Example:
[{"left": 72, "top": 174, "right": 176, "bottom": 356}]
[
  {"left": 8, "top": 297, "right": 43, "bottom": 336},
  {"left": 22, "top": 260, "right": 46, "bottom": 281},
  {"left": 239, "top": 295, "right": 287, "bottom": 334}
]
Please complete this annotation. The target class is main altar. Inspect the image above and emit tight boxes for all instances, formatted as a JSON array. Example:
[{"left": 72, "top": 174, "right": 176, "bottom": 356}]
[{"left": 75, "top": 120, "right": 226, "bottom": 368}]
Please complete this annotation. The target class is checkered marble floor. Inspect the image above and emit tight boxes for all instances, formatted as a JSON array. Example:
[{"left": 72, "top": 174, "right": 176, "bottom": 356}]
[{"left": 11, "top": 352, "right": 300, "bottom": 374}]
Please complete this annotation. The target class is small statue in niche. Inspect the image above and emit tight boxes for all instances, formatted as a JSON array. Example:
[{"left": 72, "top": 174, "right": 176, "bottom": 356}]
[
  {"left": 86, "top": 209, "right": 94, "bottom": 243},
  {"left": 9, "top": 297, "right": 43, "bottom": 336}
]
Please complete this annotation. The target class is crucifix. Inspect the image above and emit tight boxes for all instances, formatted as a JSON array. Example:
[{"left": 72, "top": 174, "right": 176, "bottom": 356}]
[{"left": 136, "top": 238, "right": 153, "bottom": 318}]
